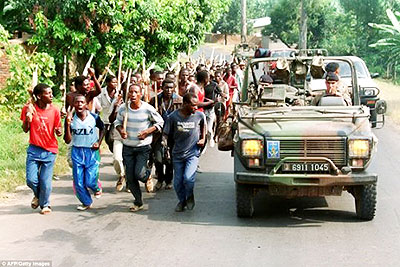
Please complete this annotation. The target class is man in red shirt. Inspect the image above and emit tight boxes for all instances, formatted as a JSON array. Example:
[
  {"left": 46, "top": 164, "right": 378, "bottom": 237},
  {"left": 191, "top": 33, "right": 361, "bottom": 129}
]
[
  {"left": 21, "top": 83, "right": 62, "bottom": 215},
  {"left": 223, "top": 67, "right": 238, "bottom": 117}
]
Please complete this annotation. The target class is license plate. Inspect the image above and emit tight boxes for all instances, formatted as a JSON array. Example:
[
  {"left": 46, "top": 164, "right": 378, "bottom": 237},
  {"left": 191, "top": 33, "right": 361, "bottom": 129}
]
[{"left": 282, "top": 162, "right": 330, "bottom": 172}]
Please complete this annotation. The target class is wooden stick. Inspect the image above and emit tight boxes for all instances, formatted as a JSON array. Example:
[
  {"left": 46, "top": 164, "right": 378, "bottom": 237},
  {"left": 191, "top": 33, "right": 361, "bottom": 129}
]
[
  {"left": 116, "top": 50, "right": 123, "bottom": 95},
  {"left": 123, "top": 69, "right": 133, "bottom": 132},
  {"left": 61, "top": 55, "right": 67, "bottom": 114},
  {"left": 98, "top": 55, "right": 115, "bottom": 84},
  {"left": 122, "top": 67, "right": 129, "bottom": 84},
  {"left": 154, "top": 80, "right": 158, "bottom": 111},
  {"left": 142, "top": 58, "right": 149, "bottom": 102},
  {"left": 82, "top": 54, "right": 94, "bottom": 76}
]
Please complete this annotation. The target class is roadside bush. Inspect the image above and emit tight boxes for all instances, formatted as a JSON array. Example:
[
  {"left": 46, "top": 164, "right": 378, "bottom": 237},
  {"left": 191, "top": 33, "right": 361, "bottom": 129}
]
[{"left": 0, "top": 24, "right": 56, "bottom": 113}]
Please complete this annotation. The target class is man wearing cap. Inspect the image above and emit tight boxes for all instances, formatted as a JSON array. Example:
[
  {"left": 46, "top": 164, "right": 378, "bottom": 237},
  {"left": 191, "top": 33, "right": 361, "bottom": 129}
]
[
  {"left": 313, "top": 72, "right": 351, "bottom": 106},
  {"left": 325, "top": 62, "right": 351, "bottom": 104}
]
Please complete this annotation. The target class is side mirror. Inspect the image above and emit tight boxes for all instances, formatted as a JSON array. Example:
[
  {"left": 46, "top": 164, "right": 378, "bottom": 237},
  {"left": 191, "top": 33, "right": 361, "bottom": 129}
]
[
  {"left": 376, "top": 99, "right": 387, "bottom": 114},
  {"left": 371, "top": 73, "right": 380, "bottom": 79}
]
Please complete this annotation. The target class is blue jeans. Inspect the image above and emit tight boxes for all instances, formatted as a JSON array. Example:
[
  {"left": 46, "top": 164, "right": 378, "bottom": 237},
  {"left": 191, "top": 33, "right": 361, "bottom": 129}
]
[
  {"left": 173, "top": 155, "right": 199, "bottom": 203},
  {"left": 26, "top": 145, "right": 57, "bottom": 209}
]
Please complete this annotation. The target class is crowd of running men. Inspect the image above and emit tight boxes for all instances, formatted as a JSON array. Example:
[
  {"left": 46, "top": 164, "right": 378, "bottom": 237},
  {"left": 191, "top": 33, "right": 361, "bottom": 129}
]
[{"left": 21, "top": 56, "right": 247, "bottom": 214}]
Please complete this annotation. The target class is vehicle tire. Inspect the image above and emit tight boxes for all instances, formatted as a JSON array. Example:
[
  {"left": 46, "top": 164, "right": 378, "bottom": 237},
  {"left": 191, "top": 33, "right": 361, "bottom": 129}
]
[
  {"left": 370, "top": 110, "right": 377, "bottom": 128},
  {"left": 353, "top": 183, "right": 377, "bottom": 221},
  {"left": 236, "top": 183, "right": 254, "bottom": 218}
]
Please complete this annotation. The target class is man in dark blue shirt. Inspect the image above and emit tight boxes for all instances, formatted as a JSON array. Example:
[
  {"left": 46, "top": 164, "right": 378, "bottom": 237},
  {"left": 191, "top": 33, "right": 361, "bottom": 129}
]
[{"left": 163, "top": 93, "right": 206, "bottom": 212}]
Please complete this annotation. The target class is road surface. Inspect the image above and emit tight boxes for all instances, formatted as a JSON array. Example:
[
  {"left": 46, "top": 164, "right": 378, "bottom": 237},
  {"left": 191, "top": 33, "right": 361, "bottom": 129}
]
[{"left": 1, "top": 121, "right": 400, "bottom": 266}]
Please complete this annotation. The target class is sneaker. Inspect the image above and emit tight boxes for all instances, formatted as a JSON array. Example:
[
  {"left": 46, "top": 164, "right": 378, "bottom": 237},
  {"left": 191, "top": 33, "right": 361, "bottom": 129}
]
[
  {"left": 77, "top": 204, "right": 92, "bottom": 211},
  {"left": 31, "top": 196, "right": 39, "bottom": 209},
  {"left": 175, "top": 202, "right": 186, "bottom": 212},
  {"left": 186, "top": 194, "right": 195, "bottom": 210},
  {"left": 116, "top": 176, "right": 125, "bottom": 192},
  {"left": 209, "top": 137, "right": 215, "bottom": 148},
  {"left": 165, "top": 183, "right": 173, "bottom": 190},
  {"left": 129, "top": 204, "right": 144, "bottom": 212},
  {"left": 125, "top": 187, "right": 131, "bottom": 193},
  {"left": 94, "top": 189, "right": 102, "bottom": 199},
  {"left": 154, "top": 181, "right": 163, "bottom": 191},
  {"left": 40, "top": 206, "right": 52, "bottom": 215},
  {"left": 145, "top": 175, "right": 154, "bottom": 193}
]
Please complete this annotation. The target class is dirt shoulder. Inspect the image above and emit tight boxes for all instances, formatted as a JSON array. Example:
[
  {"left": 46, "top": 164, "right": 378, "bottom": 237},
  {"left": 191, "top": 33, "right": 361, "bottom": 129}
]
[{"left": 376, "top": 79, "right": 400, "bottom": 126}]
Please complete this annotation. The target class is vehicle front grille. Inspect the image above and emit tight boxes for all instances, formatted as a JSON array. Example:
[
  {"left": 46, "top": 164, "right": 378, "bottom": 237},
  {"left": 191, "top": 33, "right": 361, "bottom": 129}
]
[{"left": 276, "top": 138, "right": 347, "bottom": 167}]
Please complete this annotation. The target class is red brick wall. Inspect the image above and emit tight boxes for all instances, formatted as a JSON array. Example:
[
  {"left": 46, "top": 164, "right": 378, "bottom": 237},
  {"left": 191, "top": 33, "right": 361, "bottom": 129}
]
[{"left": 0, "top": 50, "right": 9, "bottom": 89}]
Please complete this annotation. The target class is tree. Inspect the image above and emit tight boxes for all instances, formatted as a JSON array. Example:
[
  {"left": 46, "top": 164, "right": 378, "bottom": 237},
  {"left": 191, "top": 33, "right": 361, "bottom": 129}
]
[
  {"left": 262, "top": 0, "right": 361, "bottom": 55},
  {"left": 0, "top": 24, "right": 56, "bottom": 109},
  {"left": 9, "top": 0, "right": 230, "bottom": 74},
  {"left": 369, "top": 9, "right": 400, "bottom": 77}
]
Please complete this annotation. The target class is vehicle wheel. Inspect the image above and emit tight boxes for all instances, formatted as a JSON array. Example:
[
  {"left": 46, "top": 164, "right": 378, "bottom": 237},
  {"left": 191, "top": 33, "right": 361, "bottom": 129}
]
[
  {"left": 236, "top": 183, "right": 254, "bottom": 218},
  {"left": 370, "top": 110, "right": 377, "bottom": 127},
  {"left": 353, "top": 183, "right": 377, "bottom": 221}
]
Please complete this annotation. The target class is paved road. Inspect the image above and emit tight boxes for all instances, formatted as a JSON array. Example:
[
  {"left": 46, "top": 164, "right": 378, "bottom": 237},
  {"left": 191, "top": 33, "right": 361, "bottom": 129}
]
[{"left": 1, "top": 121, "right": 400, "bottom": 267}]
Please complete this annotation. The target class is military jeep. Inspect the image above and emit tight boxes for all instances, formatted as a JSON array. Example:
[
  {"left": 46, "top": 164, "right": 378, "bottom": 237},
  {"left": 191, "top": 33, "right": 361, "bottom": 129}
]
[{"left": 231, "top": 56, "right": 387, "bottom": 220}]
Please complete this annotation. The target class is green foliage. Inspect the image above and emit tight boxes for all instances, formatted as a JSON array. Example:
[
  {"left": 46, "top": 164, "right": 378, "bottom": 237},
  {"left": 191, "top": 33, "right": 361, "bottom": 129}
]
[
  {"left": 258, "top": 0, "right": 394, "bottom": 75},
  {"left": 0, "top": 24, "right": 56, "bottom": 110},
  {"left": 370, "top": 9, "right": 400, "bottom": 63},
  {"left": 262, "top": 0, "right": 354, "bottom": 52},
  {"left": 11, "top": 0, "right": 229, "bottom": 72}
]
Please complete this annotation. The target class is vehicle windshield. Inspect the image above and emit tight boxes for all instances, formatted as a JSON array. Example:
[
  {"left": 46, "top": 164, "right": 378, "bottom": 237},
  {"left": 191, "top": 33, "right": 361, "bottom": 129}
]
[
  {"left": 248, "top": 57, "right": 358, "bottom": 108},
  {"left": 327, "top": 60, "right": 368, "bottom": 79}
]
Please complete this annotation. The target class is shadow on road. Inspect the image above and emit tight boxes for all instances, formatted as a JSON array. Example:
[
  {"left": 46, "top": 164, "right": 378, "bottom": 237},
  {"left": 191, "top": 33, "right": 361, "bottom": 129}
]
[
  {"left": 140, "top": 171, "right": 362, "bottom": 227},
  {"left": 0, "top": 169, "right": 362, "bottom": 227}
]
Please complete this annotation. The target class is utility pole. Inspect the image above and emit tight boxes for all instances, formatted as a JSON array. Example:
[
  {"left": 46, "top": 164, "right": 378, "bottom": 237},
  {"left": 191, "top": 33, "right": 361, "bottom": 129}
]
[
  {"left": 241, "top": 0, "right": 247, "bottom": 43},
  {"left": 299, "top": 0, "right": 307, "bottom": 52}
]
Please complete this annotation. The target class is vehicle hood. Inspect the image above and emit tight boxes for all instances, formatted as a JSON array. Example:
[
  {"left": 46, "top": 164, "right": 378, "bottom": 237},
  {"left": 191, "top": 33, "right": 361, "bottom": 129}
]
[
  {"left": 246, "top": 119, "right": 370, "bottom": 137},
  {"left": 238, "top": 107, "right": 372, "bottom": 138}
]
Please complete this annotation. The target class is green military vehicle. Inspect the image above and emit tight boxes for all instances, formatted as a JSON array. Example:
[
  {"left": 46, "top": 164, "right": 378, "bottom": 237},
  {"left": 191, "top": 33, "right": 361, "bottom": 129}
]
[{"left": 230, "top": 56, "right": 387, "bottom": 220}]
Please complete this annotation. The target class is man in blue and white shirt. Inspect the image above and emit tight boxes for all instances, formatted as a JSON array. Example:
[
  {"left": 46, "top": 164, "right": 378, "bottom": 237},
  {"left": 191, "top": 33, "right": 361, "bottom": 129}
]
[
  {"left": 115, "top": 84, "right": 164, "bottom": 212},
  {"left": 64, "top": 94, "right": 105, "bottom": 211}
]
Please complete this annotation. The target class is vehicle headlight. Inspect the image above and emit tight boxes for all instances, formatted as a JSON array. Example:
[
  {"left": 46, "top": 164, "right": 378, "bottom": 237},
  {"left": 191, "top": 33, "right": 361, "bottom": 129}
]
[
  {"left": 242, "top": 139, "right": 263, "bottom": 157},
  {"left": 362, "top": 87, "right": 379, "bottom": 97},
  {"left": 348, "top": 139, "right": 370, "bottom": 158}
]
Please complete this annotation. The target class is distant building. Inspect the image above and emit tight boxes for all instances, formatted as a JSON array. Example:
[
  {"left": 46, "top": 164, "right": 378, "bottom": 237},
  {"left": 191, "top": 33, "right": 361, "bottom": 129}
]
[{"left": 250, "top": 16, "right": 271, "bottom": 37}]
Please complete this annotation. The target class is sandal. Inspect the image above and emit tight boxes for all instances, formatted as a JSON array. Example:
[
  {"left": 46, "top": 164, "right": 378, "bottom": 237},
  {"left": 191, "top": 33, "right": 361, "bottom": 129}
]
[{"left": 129, "top": 205, "right": 143, "bottom": 212}]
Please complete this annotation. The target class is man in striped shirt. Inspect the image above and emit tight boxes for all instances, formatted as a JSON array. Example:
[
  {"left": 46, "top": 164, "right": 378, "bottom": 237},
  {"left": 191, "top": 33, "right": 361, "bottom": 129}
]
[{"left": 115, "top": 84, "right": 164, "bottom": 212}]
